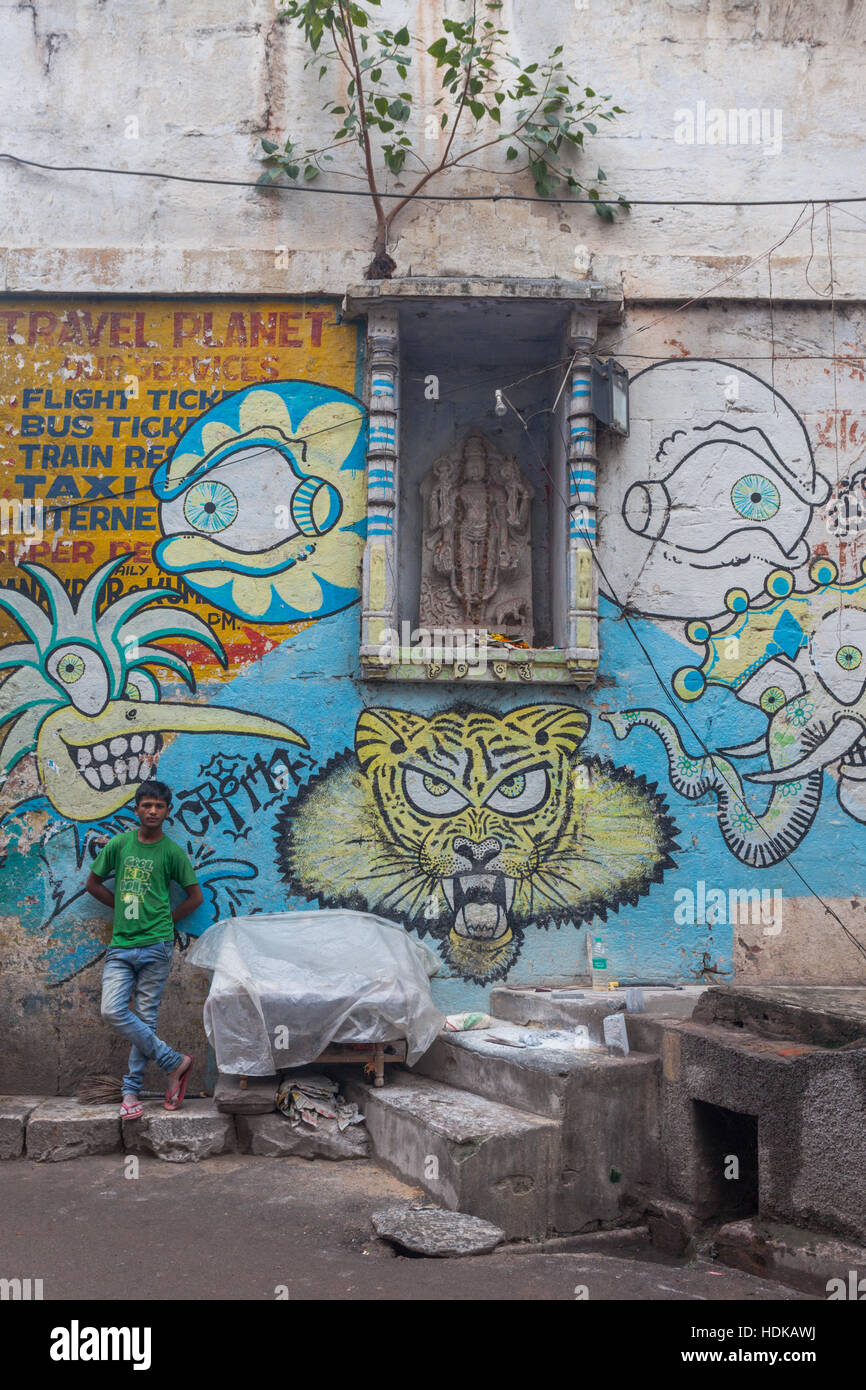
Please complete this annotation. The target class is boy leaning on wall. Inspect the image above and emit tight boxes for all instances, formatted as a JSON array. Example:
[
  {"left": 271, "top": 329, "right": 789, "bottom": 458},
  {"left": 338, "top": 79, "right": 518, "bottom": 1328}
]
[{"left": 85, "top": 779, "right": 204, "bottom": 1119}]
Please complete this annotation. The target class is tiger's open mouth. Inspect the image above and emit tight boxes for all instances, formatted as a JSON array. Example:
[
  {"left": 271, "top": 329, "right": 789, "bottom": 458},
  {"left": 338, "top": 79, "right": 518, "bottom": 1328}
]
[
  {"left": 442, "top": 872, "right": 516, "bottom": 940},
  {"left": 64, "top": 732, "right": 164, "bottom": 792}
]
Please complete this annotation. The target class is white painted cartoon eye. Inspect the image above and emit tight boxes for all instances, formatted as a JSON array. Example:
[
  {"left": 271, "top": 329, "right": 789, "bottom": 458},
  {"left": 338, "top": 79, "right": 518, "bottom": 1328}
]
[
  {"left": 403, "top": 768, "right": 469, "bottom": 816},
  {"left": 486, "top": 767, "right": 549, "bottom": 814},
  {"left": 46, "top": 644, "right": 110, "bottom": 716}
]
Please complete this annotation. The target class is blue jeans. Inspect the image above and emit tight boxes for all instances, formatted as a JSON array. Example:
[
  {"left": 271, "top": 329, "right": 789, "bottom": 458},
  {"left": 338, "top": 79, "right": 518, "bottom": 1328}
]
[{"left": 100, "top": 941, "right": 184, "bottom": 1096}]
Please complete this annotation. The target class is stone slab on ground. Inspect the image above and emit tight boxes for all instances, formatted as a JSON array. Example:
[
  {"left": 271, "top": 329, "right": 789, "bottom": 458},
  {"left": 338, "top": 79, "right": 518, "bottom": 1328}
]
[
  {"left": 26, "top": 1098, "right": 121, "bottom": 1162},
  {"left": 0, "top": 1096, "right": 44, "bottom": 1159},
  {"left": 345, "top": 1072, "right": 559, "bottom": 1241},
  {"left": 236, "top": 1111, "right": 370, "bottom": 1160},
  {"left": 715, "top": 1217, "right": 866, "bottom": 1298},
  {"left": 372, "top": 1206, "right": 505, "bottom": 1256},
  {"left": 123, "top": 1101, "right": 236, "bottom": 1163},
  {"left": 213, "top": 1073, "right": 277, "bottom": 1115}
]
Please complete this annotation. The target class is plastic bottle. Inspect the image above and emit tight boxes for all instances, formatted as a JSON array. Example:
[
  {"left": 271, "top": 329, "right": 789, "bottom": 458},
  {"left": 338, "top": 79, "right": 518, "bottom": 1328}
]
[{"left": 589, "top": 933, "right": 609, "bottom": 991}]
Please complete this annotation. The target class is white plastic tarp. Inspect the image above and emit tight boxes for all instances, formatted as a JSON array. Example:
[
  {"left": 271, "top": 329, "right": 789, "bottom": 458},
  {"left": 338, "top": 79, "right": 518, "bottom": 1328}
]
[{"left": 187, "top": 910, "right": 445, "bottom": 1074}]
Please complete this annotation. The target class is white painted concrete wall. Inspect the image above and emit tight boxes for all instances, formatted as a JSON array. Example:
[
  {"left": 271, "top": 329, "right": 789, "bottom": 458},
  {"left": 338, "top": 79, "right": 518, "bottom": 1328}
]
[{"left": 1, "top": 0, "right": 863, "bottom": 299}]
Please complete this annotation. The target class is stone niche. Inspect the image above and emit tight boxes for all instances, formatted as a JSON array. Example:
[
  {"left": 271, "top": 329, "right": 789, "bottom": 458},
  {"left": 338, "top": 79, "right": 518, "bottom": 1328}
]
[{"left": 419, "top": 429, "right": 534, "bottom": 641}]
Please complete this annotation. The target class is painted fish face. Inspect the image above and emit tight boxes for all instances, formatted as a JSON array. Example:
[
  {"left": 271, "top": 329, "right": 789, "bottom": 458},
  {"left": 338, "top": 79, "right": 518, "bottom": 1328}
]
[
  {"left": 600, "top": 360, "right": 830, "bottom": 619},
  {"left": 153, "top": 382, "right": 367, "bottom": 624}
]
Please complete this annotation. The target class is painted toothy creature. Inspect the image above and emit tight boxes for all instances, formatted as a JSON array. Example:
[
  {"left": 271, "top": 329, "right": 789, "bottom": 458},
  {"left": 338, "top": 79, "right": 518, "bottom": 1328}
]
[
  {"left": 599, "top": 359, "right": 830, "bottom": 619},
  {"left": 0, "top": 556, "right": 307, "bottom": 822},
  {"left": 277, "top": 704, "right": 679, "bottom": 982}
]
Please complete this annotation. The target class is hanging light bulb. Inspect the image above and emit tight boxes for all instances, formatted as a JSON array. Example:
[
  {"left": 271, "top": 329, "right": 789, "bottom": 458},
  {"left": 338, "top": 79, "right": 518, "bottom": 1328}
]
[{"left": 494, "top": 389, "right": 507, "bottom": 417}]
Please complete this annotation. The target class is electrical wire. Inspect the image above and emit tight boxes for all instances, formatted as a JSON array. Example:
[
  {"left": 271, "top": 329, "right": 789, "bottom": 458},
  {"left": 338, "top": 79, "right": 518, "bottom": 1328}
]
[{"left": 2, "top": 151, "right": 865, "bottom": 208}]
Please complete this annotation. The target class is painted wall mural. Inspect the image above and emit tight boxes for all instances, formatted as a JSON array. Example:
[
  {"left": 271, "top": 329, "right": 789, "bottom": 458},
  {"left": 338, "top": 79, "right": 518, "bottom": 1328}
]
[
  {"left": 0, "top": 555, "right": 306, "bottom": 822},
  {"left": 277, "top": 705, "right": 680, "bottom": 983},
  {"left": 0, "top": 304, "right": 864, "bottom": 1044},
  {"left": 152, "top": 379, "right": 367, "bottom": 623},
  {"left": 600, "top": 359, "right": 831, "bottom": 620}
]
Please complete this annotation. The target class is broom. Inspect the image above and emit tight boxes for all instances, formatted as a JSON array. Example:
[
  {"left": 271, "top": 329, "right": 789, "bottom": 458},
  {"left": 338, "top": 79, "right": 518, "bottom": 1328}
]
[{"left": 75, "top": 1073, "right": 204, "bottom": 1104}]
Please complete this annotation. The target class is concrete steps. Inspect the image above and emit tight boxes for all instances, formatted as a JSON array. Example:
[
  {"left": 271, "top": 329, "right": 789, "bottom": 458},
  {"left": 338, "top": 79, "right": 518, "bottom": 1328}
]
[
  {"left": 343, "top": 1072, "right": 559, "bottom": 1240},
  {"left": 345, "top": 999, "right": 675, "bottom": 1239}
]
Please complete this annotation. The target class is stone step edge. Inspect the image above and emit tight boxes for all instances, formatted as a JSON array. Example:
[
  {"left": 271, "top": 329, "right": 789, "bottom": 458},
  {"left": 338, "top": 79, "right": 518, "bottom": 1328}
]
[
  {"left": 0, "top": 1097, "right": 370, "bottom": 1162},
  {"left": 350, "top": 1069, "right": 561, "bottom": 1134}
]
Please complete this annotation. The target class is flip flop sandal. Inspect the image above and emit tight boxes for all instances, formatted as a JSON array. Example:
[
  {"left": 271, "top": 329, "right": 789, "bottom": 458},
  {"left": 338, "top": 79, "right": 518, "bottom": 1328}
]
[
  {"left": 120, "top": 1098, "right": 143, "bottom": 1120},
  {"left": 164, "top": 1055, "right": 194, "bottom": 1111}
]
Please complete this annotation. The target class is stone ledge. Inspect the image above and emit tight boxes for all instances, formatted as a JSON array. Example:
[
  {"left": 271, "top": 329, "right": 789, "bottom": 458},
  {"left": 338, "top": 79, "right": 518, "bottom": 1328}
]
[
  {"left": 26, "top": 1099, "right": 121, "bottom": 1162},
  {"left": 236, "top": 1112, "right": 370, "bottom": 1160},
  {"left": 123, "top": 1101, "right": 236, "bottom": 1164},
  {"left": 0, "top": 1097, "right": 45, "bottom": 1160}
]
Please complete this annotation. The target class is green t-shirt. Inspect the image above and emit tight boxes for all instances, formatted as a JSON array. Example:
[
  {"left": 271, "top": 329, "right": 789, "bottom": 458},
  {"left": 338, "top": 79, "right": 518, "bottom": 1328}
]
[{"left": 91, "top": 830, "right": 198, "bottom": 948}]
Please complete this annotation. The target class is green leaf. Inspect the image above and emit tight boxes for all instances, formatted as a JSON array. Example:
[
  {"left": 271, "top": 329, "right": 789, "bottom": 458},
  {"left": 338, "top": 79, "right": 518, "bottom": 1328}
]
[
  {"left": 469, "top": 100, "right": 486, "bottom": 120},
  {"left": 441, "top": 112, "right": 448, "bottom": 128},
  {"left": 261, "top": 138, "right": 278, "bottom": 154},
  {"left": 584, "top": 121, "right": 597, "bottom": 134},
  {"left": 506, "top": 145, "right": 518, "bottom": 159},
  {"left": 394, "top": 24, "right": 409, "bottom": 44},
  {"left": 287, "top": 164, "right": 300, "bottom": 179},
  {"left": 397, "top": 64, "right": 407, "bottom": 78},
  {"left": 594, "top": 201, "right": 614, "bottom": 222},
  {"left": 488, "top": 106, "right": 501, "bottom": 123},
  {"left": 304, "top": 164, "right": 318, "bottom": 180},
  {"left": 374, "top": 96, "right": 389, "bottom": 114},
  {"left": 427, "top": 36, "right": 447, "bottom": 59},
  {"left": 378, "top": 119, "right": 394, "bottom": 131},
  {"left": 597, "top": 167, "right": 607, "bottom": 181},
  {"left": 371, "top": 67, "right": 382, "bottom": 81}
]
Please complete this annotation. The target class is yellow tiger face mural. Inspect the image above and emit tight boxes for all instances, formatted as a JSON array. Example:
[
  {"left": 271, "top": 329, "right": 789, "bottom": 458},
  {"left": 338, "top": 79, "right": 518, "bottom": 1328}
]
[{"left": 276, "top": 704, "right": 679, "bottom": 982}]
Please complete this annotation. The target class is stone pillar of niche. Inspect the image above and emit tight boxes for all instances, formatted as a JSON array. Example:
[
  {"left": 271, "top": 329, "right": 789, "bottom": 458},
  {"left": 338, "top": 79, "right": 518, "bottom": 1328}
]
[
  {"left": 360, "top": 305, "right": 400, "bottom": 667},
  {"left": 566, "top": 307, "right": 600, "bottom": 665}
]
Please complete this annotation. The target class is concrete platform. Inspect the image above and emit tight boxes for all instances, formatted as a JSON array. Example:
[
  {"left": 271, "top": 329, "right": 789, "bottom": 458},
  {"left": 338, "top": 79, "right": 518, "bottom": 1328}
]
[
  {"left": 694, "top": 984, "right": 866, "bottom": 1047},
  {"left": 411, "top": 1021, "right": 604, "bottom": 1119},
  {"left": 660, "top": 1015, "right": 866, "bottom": 1245},
  {"left": 490, "top": 984, "right": 705, "bottom": 1044},
  {"left": 344, "top": 1072, "right": 559, "bottom": 1240}
]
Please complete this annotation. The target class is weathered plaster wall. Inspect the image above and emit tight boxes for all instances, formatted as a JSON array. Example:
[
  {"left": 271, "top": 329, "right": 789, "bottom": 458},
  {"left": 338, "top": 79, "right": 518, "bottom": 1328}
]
[
  {"left": 1, "top": 0, "right": 864, "bottom": 296},
  {"left": 0, "top": 2, "right": 864, "bottom": 1091}
]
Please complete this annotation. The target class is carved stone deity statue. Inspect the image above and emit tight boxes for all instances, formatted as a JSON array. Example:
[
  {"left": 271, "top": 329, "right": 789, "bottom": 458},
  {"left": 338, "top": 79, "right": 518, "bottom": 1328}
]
[{"left": 419, "top": 430, "right": 534, "bottom": 637}]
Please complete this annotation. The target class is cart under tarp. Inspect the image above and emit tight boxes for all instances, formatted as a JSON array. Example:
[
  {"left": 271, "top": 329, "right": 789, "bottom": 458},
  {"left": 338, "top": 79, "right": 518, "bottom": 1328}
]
[{"left": 187, "top": 909, "right": 445, "bottom": 1077}]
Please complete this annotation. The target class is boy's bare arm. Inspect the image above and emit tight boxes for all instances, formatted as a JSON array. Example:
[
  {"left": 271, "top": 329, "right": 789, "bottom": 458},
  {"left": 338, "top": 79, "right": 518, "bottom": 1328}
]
[
  {"left": 172, "top": 883, "right": 203, "bottom": 925},
  {"left": 85, "top": 872, "right": 115, "bottom": 909}
]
